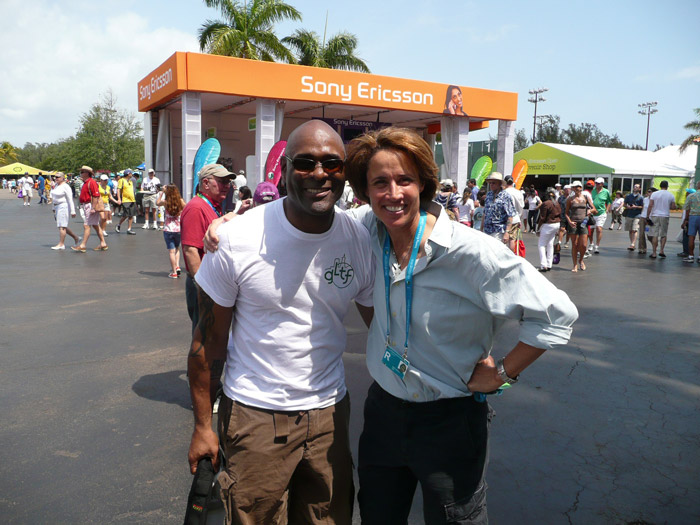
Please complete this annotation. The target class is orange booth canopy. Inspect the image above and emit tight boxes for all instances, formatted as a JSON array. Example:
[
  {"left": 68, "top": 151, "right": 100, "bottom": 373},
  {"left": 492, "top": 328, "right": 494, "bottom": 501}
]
[{"left": 137, "top": 52, "right": 517, "bottom": 130}]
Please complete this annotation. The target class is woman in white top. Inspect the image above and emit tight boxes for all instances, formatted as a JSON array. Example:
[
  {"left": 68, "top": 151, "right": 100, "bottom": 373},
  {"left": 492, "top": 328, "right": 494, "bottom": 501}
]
[
  {"left": 456, "top": 188, "right": 475, "bottom": 227},
  {"left": 49, "top": 173, "right": 80, "bottom": 250},
  {"left": 526, "top": 190, "right": 543, "bottom": 233},
  {"left": 609, "top": 191, "right": 624, "bottom": 230},
  {"left": 157, "top": 185, "right": 186, "bottom": 278}
]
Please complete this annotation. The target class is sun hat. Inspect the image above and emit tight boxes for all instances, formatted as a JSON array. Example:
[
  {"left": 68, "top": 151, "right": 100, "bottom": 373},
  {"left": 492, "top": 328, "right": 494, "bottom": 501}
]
[
  {"left": 564, "top": 184, "right": 571, "bottom": 189},
  {"left": 80, "top": 165, "right": 94, "bottom": 174},
  {"left": 148, "top": 168, "right": 155, "bottom": 174},
  {"left": 486, "top": 172, "right": 504, "bottom": 182},
  {"left": 253, "top": 181, "right": 280, "bottom": 204},
  {"left": 571, "top": 181, "right": 583, "bottom": 188},
  {"left": 199, "top": 164, "right": 234, "bottom": 179},
  {"left": 441, "top": 178, "right": 454, "bottom": 189}
]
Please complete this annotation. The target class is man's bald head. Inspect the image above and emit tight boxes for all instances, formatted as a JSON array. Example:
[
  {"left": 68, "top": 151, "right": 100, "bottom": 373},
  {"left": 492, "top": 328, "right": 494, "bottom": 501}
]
[{"left": 286, "top": 120, "right": 345, "bottom": 159}]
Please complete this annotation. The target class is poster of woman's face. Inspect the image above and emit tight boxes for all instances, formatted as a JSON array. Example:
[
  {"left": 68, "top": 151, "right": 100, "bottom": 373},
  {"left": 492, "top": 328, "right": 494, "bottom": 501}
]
[{"left": 444, "top": 85, "right": 467, "bottom": 116}]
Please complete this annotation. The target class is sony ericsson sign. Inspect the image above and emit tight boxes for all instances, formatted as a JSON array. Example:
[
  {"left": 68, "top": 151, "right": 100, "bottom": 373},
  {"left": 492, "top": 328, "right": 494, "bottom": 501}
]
[
  {"left": 139, "top": 68, "right": 174, "bottom": 102},
  {"left": 300, "top": 75, "right": 434, "bottom": 106}
]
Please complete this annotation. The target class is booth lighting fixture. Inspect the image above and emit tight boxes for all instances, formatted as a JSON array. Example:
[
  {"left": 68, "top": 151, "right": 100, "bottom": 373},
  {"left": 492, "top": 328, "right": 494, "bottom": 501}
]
[
  {"left": 528, "top": 88, "right": 549, "bottom": 142},
  {"left": 637, "top": 101, "right": 658, "bottom": 151}
]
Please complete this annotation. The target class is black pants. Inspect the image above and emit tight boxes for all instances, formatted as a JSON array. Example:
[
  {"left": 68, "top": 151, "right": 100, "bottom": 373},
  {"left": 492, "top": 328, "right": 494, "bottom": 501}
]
[
  {"left": 185, "top": 274, "right": 199, "bottom": 336},
  {"left": 358, "top": 382, "right": 492, "bottom": 525},
  {"left": 528, "top": 210, "right": 540, "bottom": 232}
]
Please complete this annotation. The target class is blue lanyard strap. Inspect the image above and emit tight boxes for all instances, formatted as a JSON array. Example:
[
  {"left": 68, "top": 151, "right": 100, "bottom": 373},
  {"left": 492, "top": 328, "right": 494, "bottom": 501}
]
[
  {"left": 196, "top": 193, "right": 222, "bottom": 217},
  {"left": 382, "top": 210, "right": 427, "bottom": 358}
]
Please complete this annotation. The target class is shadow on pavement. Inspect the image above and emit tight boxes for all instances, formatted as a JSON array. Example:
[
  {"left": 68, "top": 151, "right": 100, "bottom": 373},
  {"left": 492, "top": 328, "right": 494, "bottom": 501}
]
[{"left": 132, "top": 370, "right": 191, "bottom": 410}]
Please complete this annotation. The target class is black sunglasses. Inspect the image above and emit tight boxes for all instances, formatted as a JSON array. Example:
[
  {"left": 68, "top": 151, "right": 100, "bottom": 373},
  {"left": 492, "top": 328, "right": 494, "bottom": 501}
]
[{"left": 283, "top": 155, "right": 344, "bottom": 174}]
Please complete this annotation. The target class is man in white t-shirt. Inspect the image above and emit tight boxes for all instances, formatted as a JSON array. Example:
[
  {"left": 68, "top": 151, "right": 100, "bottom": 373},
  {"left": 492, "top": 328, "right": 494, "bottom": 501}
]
[
  {"left": 19, "top": 173, "right": 34, "bottom": 206},
  {"left": 188, "top": 120, "right": 375, "bottom": 524},
  {"left": 140, "top": 169, "right": 161, "bottom": 229},
  {"left": 646, "top": 179, "right": 676, "bottom": 258}
]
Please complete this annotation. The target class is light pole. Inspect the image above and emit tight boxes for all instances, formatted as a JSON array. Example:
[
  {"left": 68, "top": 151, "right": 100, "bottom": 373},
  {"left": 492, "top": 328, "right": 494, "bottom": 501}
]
[
  {"left": 528, "top": 88, "right": 548, "bottom": 142},
  {"left": 638, "top": 101, "right": 658, "bottom": 151}
]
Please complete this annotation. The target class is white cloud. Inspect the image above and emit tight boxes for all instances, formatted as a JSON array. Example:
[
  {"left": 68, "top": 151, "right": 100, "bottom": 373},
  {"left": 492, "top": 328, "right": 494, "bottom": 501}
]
[
  {"left": 675, "top": 64, "right": 700, "bottom": 81},
  {"left": 1, "top": 0, "right": 199, "bottom": 146}
]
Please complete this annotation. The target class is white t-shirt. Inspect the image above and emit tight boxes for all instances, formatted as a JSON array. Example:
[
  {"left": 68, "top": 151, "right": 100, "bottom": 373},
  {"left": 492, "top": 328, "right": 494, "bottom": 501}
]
[
  {"left": 641, "top": 196, "right": 650, "bottom": 216},
  {"left": 141, "top": 176, "right": 161, "bottom": 193},
  {"left": 195, "top": 199, "right": 375, "bottom": 411},
  {"left": 649, "top": 189, "right": 675, "bottom": 217},
  {"left": 612, "top": 197, "right": 624, "bottom": 211},
  {"left": 456, "top": 199, "right": 475, "bottom": 223},
  {"left": 504, "top": 186, "right": 524, "bottom": 223}
]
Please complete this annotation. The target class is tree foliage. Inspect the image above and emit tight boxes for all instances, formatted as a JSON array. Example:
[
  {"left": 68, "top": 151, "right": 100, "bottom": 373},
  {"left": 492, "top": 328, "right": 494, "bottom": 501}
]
[
  {"left": 514, "top": 128, "right": 530, "bottom": 152},
  {"left": 0, "top": 141, "right": 19, "bottom": 166},
  {"left": 199, "top": 0, "right": 301, "bottom": 61},
  {"left": 283, "top": 29, "right": 370, "bottom": 72},
  {"left": 679, "top": 107, "right": 700, "bottom": 153},
  {"left": 530, "top": 115, "right": 647, "bottom": 150},
  {"left": 535, "top": 115, "right": 563, "bottom": 143},
  {"left": 74, "top": 90, "right": 143, "bottom": 173},
  {"left": 16, "top": 91, "right": 143, "bottom": 173}
]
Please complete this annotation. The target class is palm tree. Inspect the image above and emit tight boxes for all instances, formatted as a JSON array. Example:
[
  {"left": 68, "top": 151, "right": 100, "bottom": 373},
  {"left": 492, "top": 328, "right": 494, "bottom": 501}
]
[
  {"left": 283, "top": 29, "right": 370, "bottom": 73},
  {"left": 199, "top": 0, "right": 301, "bottom": 62},
  {"left": 679, "top": 107, "right": 700, "bottom": 152},
  {"left": 0, "top": 141, "right": 19, "bottom": 166}
]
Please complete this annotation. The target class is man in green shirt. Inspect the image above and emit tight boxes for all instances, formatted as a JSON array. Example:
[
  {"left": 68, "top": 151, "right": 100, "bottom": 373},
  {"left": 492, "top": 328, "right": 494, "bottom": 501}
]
[{"left": 590, "top": 177, "right": 612, "bottom": 254}]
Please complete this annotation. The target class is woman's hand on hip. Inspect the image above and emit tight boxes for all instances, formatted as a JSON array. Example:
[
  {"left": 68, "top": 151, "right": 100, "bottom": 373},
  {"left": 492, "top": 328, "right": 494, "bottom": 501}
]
[{"left": 467, "top": 356, "right": 504, "bottom": 394}]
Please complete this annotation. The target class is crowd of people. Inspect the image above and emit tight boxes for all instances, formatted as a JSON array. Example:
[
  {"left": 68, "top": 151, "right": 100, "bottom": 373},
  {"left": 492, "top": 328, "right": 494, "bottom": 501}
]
[
  {"left": 5, "top": 167, "right": 261, "bottom": 279},
  {"left": 425, "top": 173, "right": 696, "bottom": 272}
]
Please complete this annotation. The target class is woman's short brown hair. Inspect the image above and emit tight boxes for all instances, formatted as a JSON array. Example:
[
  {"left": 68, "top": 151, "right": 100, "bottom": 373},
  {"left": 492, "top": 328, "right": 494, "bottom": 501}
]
[{"left": 345, "top": 127, "right": 439, "bottom": 206}]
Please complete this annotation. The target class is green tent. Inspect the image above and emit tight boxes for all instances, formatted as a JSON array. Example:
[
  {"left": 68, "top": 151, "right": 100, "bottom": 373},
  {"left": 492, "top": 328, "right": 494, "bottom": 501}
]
[{"left": 0, "top": 162, "right": 48, "bottom": 176}]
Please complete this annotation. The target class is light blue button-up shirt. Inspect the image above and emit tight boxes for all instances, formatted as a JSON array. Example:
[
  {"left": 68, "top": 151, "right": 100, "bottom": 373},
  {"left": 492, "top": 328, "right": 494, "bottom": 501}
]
[{"left": 349, "top": 202, "right": 578, "bottom": 402}]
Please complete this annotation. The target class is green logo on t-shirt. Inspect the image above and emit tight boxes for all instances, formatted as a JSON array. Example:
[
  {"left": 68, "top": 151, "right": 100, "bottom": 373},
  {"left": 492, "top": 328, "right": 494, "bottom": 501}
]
[{"left": 324, "top": 255, "right": 355, "bottom": 289}]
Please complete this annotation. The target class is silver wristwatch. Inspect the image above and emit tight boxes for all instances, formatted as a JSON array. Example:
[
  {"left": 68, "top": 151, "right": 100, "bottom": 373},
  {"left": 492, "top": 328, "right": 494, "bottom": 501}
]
[{"left": 496, "top": 358, "right": 519, "bottom": 385}]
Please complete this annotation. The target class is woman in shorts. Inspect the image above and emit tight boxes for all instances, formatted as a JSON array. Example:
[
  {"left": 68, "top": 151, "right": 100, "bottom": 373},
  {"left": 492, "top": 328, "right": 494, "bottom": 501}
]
[
  {"left": 49, "top": 173, "right": 80, "bottom": 250},
  {"left": 157, "top": 185, "right": 186, "bottom": 278},
  {"left": 565, "top": 181, "right": 595, "bottom": 272}
]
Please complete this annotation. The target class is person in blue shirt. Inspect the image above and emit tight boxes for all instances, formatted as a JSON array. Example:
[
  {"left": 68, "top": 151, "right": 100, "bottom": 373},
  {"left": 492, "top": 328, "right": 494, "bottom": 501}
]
[
  {"left": 38, "top": 173, "right": 47, "bottom": 204},
  {"left": 623, "top": 184, "right": 644, "bottom": 250}
]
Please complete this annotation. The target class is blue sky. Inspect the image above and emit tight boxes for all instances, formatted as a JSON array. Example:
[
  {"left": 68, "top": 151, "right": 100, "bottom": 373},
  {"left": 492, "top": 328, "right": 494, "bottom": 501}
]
[{"left": 2, "top": 0, "right": 698, "bottom": 149}]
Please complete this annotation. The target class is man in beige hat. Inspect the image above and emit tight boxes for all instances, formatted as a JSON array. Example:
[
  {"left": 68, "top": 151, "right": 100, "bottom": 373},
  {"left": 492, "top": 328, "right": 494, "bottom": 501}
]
[
  {"left": 481, "top": 171, "right": 517, "bottom": 243},
  {"left": 181, "top": 164, "right": 237, "bottom": 333},
  {"left": 72, "top": 166, "right": 108, "bottom": 252}
]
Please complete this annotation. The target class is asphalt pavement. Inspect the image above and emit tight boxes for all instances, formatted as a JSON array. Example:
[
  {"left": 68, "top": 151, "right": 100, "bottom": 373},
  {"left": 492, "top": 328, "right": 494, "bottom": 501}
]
[{"left": 1, "top": 190, "right": 698, "bottom": 524}]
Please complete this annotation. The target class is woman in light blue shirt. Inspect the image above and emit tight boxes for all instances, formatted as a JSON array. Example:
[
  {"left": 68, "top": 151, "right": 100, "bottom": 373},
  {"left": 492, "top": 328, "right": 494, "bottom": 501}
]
[{"left": 345, "top": 127, "right": 578, "bottom": 524}]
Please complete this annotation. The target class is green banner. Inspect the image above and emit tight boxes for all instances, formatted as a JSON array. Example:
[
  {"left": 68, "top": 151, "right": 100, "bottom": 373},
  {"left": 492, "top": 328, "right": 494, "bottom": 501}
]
[{"left": 652, "top": 176, "right": 690, "bottom": 206}]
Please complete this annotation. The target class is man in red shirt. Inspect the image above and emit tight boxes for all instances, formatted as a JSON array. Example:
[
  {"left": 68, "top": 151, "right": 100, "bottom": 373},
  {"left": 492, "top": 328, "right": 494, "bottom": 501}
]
[
  {"left": 181, "top": 164, "right": 236, "bottom": 333},
  {"left": 71, "top": 166, "right": 107, "bottom": 252}
]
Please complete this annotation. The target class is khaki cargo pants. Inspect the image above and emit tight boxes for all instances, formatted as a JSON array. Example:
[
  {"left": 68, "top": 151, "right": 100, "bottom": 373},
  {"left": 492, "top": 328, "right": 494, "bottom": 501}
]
[{"left": 217, "top": 394, "right": 353, "bottom": 525}]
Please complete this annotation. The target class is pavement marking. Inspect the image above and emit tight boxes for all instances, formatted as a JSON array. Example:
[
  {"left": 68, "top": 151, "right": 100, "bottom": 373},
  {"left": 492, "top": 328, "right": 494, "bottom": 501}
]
[
  {"left": 60, "top": 299, "right": 99, "bottom": 309},
  {"left": 54, "top": 450, "right": 81, "bottom": 458}
]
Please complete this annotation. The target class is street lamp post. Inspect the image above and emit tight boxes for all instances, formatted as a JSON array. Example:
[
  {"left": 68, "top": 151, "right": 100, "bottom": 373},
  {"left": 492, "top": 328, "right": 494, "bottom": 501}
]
[
  {"left": 528, "top": 88, "right": 548, "bottom": 142},
  {"left": 638, "top": 101, "right": 658, "bottom": 151}
]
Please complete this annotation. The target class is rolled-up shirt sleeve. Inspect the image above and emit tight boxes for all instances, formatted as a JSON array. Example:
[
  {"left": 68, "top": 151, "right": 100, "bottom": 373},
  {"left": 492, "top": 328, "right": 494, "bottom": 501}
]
[{"left": 477, "top": 243, "right": 578, "bottom": 349}]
